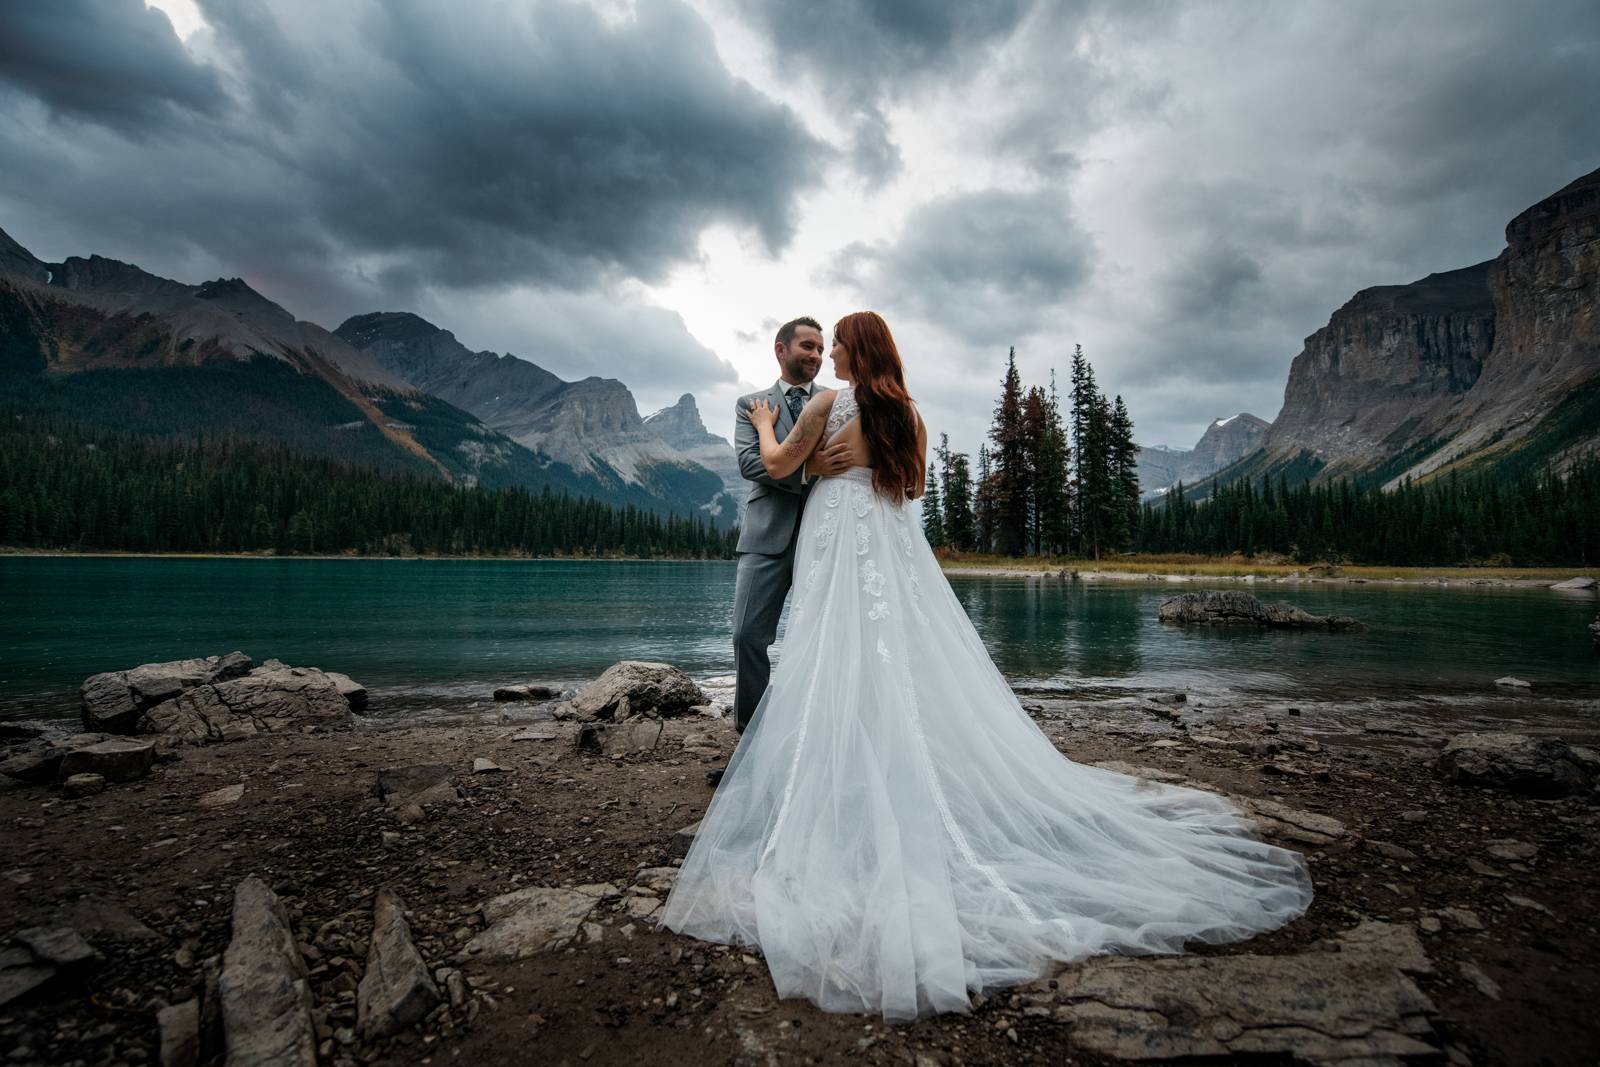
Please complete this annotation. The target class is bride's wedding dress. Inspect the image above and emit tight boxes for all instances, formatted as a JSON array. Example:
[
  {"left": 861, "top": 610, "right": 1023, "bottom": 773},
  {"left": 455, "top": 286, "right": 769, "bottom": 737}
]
[{"left": 660, "top": 388, "right": 1313, "bottom": 1021}]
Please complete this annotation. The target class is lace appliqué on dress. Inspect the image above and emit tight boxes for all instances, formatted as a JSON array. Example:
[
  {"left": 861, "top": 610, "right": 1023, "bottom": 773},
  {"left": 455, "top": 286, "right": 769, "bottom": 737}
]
[
  {"left": 816, "top": 510, "right": 838, "bottom": 551},
  {"left": 852, "top": 483, "right": 873, "bottom": 518},
  {"left": 855, "top": 523, "right": 870, "bottom": 556},
  {"left": 824, "top": 386, "right": 859, "bottom": 440},
  {"left": 860, "top": 560, "right": 886, "bottom": 598}
]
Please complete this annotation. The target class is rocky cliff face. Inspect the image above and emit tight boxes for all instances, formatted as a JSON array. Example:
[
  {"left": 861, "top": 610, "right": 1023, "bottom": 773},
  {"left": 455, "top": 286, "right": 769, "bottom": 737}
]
[
  {"left": 1266, "top": 262, "right": 1496, "bottom": 473},
  {"left": 1137, "top": 413, "right": 1269, "bottom": 496},
  {"left": 1215, "top": 165, "right": 1600, "bottom": 494},
  {"left": 643, "top": 394, "right": 744, "bottom": 517},
  {"left": 337, "top": 313, "right": 730, "bottom": 523},
  {"left": 1404, "top": 168, "right": 1600, "bottom": 480}
]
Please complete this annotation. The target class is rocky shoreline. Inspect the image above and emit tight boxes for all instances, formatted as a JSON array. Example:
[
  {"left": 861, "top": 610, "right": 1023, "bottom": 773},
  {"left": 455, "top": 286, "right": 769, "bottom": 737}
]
[{"left": 2, "top": 657, "right": 1599, "bottom": 1066}]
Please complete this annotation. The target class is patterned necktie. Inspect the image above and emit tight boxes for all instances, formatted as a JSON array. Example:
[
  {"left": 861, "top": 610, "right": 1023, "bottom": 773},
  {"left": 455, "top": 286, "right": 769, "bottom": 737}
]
[{"left": 786, "top": 386, "right": 806, "bottom": 424}]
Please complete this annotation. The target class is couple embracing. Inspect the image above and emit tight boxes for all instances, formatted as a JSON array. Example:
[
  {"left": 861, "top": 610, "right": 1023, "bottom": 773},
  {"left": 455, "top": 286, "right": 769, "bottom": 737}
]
[{"left": 659, "top": 312, "right": 1313, "bottom": 1022}]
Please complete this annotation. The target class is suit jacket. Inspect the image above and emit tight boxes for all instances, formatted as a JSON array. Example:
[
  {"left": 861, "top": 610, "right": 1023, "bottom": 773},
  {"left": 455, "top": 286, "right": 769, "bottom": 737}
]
[{"left": 735, "top": 382, "right": 813, "bottom": 555}]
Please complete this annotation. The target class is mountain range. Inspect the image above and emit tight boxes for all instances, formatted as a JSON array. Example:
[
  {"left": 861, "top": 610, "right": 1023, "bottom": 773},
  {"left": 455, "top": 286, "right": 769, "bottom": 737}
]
[
  {"left": 1137, "top": 413, "right": 1270, "bottom": 498},
  {"left": 1177, "top": 165, "right": 1600, "bottom": 500},
  {"left": 0, "top": 227, "right": 739, "bottom": 525}
]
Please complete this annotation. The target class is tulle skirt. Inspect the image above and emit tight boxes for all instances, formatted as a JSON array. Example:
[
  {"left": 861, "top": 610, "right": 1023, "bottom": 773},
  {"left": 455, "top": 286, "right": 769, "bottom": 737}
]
[{"left": 660, "top": 468, "right": 1313, "bottom": 1021}]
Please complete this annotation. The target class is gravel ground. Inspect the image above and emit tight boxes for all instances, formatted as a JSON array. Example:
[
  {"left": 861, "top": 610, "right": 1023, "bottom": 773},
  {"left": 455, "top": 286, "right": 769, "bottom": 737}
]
[{"left": 2, "top": 693, "right": 1597, "bottom": 1067}]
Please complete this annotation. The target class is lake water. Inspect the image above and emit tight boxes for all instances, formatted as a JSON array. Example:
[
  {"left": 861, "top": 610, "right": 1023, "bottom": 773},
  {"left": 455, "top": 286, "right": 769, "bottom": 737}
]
[{"left": 1, "top": 557, "right": 1597, "bottom": 726}]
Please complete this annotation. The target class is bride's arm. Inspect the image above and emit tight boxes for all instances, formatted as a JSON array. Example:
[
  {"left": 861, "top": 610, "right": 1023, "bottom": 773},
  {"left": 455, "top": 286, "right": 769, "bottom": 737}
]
[
  {"left": 908, "top": 406, "right": 928, "bottom": 500},
  {"left": 746, "top": 390, "right": 836, "bottom": 480}
]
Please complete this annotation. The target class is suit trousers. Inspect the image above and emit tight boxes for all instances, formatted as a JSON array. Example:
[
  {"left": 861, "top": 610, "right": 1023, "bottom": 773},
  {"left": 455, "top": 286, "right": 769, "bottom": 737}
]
[{"left": 731, "top": 521, "right": 800, "bottom": 734}]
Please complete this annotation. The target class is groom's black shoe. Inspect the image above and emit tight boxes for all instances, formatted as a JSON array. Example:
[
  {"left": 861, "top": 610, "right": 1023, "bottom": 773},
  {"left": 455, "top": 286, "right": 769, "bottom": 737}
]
[{"left": 706, "top": 766, "right": 725, "bottom": 787}]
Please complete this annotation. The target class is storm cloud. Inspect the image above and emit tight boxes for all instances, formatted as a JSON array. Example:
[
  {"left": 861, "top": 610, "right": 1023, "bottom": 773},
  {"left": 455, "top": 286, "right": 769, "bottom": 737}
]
[
  {"left": 0, "top": 0, "right": 821, "bottom": 313},
  {"left": 2, "top": 0, "right": 1597, "bottom": 458}
]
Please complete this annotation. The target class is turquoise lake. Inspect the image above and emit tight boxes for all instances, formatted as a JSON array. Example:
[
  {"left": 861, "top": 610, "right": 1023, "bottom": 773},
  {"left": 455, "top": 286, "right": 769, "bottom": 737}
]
[{"left": 1, "top": 557, "right": 1596, "bottom": 724}]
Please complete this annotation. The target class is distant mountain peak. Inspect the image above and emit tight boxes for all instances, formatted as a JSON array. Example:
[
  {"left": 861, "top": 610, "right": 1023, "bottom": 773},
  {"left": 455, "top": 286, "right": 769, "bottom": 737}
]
[{"left": 644, "top": 392, "right": 725, "bottom": 450}]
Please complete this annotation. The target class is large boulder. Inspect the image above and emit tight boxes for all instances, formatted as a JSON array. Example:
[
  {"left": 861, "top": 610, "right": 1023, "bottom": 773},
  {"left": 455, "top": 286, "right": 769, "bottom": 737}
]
[
  {"left": 1158, "top": 590, "right": 1362, "bottom": 630},
  {"left": 567, "top": 661, "right": 705, "bottom": 722},
  {"left": 139, "top": 663, "right": 353, "bottom": 745},
  {"left": 81, "top": 652, "right": 252, "bottom": 733},
  {"left": 1436, "top": 733, "right": 1599, "bottom": 797}
]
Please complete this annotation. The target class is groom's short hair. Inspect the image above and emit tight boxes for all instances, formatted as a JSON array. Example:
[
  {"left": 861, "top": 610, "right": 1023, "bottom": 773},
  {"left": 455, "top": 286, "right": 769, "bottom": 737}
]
[{"left": 775, "top": 316, "right": 822, "bottom": 349}]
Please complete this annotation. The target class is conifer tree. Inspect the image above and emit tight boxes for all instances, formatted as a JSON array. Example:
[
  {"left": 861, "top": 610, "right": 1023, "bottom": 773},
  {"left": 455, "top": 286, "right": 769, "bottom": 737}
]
[
  {"left": 987, "top": 347, "right": 1030, "bottom": 556},
  {"left": 922, "top": 471, "right": 947, "bottom": 547},
  {"left": 945, "top": 451, "right": 977, "bottom": 552},
  {"left": 1108, "top": 395, "right": 1140, "bottom": 551},
  {"left": 975, "top": 444, "right": 995, "bottom": 553}
]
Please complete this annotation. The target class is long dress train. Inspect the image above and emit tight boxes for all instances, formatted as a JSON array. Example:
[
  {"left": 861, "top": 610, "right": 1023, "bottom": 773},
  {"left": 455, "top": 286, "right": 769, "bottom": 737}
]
[{"left": 660, "top": 397, "right": 1313, "bottom": 1021}]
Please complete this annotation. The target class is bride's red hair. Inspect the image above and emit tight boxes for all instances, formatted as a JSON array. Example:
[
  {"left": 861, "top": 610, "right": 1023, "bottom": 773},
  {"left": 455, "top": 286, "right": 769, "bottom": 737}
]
[{"left": 833, "top": 311, "right": 923, "bottom": 503}]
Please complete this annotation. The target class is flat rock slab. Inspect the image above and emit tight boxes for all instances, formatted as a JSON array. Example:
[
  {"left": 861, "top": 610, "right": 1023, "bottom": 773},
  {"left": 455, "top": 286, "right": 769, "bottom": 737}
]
[
  {"left": 508, "top": 725, "right": 572, "bottom": 742},
  {"left": 57, "top": 895, "right": 160, "bottom": 942},
  {"left": 57, "top": 739, "right": 155, "bottom": 783},
  {"left": 671, "top": 820, "right": 702, "bottom": 859},
  {"left": 374, "top": 764, "right": 452, "bottom": 800},
  {"left": 1088, "top": 761, "right": 1348, "bottom": 847},
  {"left": 358, "top": 889, "right": 439, "bottom": 1040},
  {"left": 1437, "top": 732, "right": 1599, "bottom": 797},
  {"left": 199, "top": 784, "right": 246, "bottom": 809},
  {"left": 219, "top": 877, "right": 315, "bottom": 1067},
  {"left": 464, "top": 884, "right": 618, "bottom": 962},
  {"left": 1026, "top": 922, "right": 1437, "bottom": 1064},
  {"left": 576, "top": 719, "right": 663, "bottom": 756}
]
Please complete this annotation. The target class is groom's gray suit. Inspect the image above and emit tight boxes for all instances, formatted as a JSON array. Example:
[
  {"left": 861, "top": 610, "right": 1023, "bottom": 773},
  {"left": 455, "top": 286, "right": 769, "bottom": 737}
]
[{"left": 731, "top": 380, "right": 813, "bottom": 734}]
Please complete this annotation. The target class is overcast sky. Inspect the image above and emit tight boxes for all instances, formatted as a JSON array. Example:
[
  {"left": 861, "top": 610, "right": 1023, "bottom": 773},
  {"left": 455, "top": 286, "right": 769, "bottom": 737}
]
[{"left": 2, "top": 1, "right": 1596, "bottom": 457}]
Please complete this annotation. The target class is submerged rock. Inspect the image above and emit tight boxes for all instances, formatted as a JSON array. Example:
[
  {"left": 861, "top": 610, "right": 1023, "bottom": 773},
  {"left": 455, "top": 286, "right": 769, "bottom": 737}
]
[{"left": 1157, "top": 590, "right": 1362, "bottom": 630}]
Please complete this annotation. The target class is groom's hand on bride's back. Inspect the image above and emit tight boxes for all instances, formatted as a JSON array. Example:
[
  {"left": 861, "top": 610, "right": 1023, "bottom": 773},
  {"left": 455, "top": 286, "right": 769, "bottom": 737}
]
[{"left": 806, "top": 442, "right": 853, "bottom": 479}]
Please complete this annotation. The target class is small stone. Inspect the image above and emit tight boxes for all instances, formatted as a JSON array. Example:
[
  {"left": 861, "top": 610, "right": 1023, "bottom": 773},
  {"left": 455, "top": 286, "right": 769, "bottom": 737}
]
[
  {"left": 471, "top": 758, "right": 506, "bottom": 775},
  {"left": 1458, "top": 959, "right": 1501, "bottom": 1000},
  {"left": 198, "top": 784, "right": 245, "bottom": 809},
  {"left": 61, "top": 773, "right": 107, "bottom": 798},
  {"left": 156, "top": 999, "right": 200, "bottom": 1067},
  {"left": 1484, "top": 839, "right": 1537, "bottom": 862},
  {"left": 394, "top": 804, "right": 426, "bottom": 826},
  {"left": 1419, "top": 916, "right": 1442, "bottom": 934},
  {"left": 1438, "top": 907, "right": 1485, "bottom": 931}
]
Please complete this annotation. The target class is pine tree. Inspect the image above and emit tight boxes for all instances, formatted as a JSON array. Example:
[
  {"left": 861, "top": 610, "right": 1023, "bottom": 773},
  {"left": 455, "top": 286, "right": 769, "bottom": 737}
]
[
  {"left": 922, "top": 471, "right": 947, "bottom": 548},
  {"left": 974, "top": 444, "right": 995, "bottom": 553},
  {"left": 943, "top": 451, "right": 972, "bottom": 551},
  {"left": 987, "top": 347, "right": 1030, "bottom": 556},
  {"left": 1108, "top": 395, "right": 1140, "bottom": 551},
  {"left": 1067, "top": 343, "right": 1091, "bottom": 547}
]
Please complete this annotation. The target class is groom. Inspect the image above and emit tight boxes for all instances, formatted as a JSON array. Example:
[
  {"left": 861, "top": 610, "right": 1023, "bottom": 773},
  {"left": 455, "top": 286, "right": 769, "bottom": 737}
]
[{"left": 708, "top": 316, "right": 851, "bottom": 786}]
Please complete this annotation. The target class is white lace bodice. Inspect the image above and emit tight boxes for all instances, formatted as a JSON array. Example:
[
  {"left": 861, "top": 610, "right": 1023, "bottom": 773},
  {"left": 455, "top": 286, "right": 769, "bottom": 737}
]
[{"left": 824, "top": 385, "right": 859, "bottom": 441}]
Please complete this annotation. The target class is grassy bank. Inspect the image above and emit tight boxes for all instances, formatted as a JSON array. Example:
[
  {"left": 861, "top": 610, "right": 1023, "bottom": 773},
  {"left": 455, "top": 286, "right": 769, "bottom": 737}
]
[{"left": 935, "top": 552, "right": 1600, "bottom": 583}]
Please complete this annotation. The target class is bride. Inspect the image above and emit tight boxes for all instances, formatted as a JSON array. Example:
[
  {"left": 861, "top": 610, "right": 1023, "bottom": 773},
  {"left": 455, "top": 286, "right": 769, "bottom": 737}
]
[{"left": 659, "top": 311, "right": 1313, "bottom": 1021}]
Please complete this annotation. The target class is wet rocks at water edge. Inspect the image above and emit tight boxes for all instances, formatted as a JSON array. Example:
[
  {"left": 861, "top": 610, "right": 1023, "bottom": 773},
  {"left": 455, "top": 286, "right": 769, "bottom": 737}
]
[
  {"left": 1157, "top": 590, "right": 1363, "bottom": 630},
  {"left": 557, "top": 660, "right": 707, "bottom": 723},
  {"left": 1436, "top": 732, "right": 1599, "bottom": 797},
  {"left": 78, "top": 652, "right": 366, "bottom": 746},
  {"left": 492, "top": 683, "right": 561, "bottom": 702}
]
